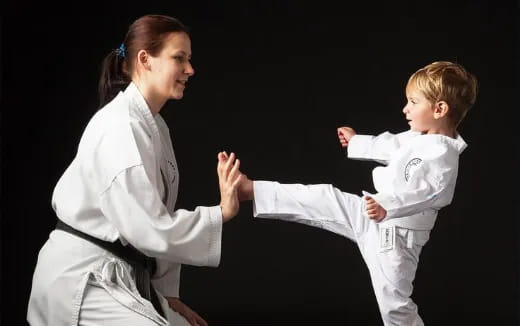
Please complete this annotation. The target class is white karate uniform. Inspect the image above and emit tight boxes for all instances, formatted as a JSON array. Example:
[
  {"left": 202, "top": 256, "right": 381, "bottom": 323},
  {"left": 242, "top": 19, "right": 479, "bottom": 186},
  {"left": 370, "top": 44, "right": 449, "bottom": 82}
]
[
  {"left": 253, "top": 130, "right": 467, "bottom": 326},
  {"left": 27, "top": 82, "right": 222, "bottom": 325}
]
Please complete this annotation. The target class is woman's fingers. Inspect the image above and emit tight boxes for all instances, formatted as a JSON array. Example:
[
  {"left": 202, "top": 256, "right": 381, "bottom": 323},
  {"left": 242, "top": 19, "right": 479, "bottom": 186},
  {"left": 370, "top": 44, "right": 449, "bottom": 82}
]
[
  {"left": 231, "top": 173, "right": 243, "bottom": 189},
  {"left": 228, "top": 158, "right": 241, "bottom": 182},
  {"left": 217, "top": 151, "right": 235, "bottom": 179},
  {"left": 217, "top": 152, "right": 244, "bottom": 202},
  {"left": 222, "top": 152, "right": 242, "bottom": 182},
  {"left": 223, "top": 152, "right": 235, "bottom": 178},
  {"left": 217, "top": 155, "right": 223, "bottom": 176},
  {"left": 217, "top": 151, "right": 228, "bottom": 176}
]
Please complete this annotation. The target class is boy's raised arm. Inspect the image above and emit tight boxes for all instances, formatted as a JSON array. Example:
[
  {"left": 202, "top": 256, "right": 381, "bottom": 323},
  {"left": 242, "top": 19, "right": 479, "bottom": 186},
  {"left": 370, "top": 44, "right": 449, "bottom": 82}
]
[{"left": 346, "top": 131, "right": 403, "bottom": 164}]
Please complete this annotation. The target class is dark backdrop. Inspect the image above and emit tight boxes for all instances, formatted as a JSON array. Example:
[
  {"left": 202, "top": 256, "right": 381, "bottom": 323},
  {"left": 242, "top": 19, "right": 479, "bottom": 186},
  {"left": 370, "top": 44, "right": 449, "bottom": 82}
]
[{"left": 2, "top": 1, "right": 519, "bottom": 325}]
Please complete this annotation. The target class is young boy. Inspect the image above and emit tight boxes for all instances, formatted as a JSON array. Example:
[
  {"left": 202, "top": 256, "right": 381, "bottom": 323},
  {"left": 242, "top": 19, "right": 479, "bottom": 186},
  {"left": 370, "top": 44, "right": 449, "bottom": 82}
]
[{"left": 236, "top": 61, "right": 478, "bottom": 325}]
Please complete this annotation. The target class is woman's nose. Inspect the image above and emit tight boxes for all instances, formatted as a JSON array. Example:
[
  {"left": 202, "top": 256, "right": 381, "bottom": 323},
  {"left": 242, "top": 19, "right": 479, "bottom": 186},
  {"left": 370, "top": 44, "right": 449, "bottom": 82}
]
[{"left": 185, "top": 62, "right": 195, "bottom": 76}]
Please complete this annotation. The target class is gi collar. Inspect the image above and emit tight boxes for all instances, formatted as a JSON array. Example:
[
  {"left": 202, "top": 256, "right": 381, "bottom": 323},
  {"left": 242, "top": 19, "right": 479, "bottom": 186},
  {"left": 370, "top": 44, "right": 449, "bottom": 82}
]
[
  {"left": 123, "top": 82, "right": 162, "bottom": 146},
  {"left": 444, "top": 132, "right": 468, "bottom": 154}
]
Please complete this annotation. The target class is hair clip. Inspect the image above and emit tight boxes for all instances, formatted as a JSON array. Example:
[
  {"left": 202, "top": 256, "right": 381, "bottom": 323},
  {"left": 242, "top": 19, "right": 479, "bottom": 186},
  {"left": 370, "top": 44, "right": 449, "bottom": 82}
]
[{"left": 116, "top": 43, "right": 126, "bottom": 58}]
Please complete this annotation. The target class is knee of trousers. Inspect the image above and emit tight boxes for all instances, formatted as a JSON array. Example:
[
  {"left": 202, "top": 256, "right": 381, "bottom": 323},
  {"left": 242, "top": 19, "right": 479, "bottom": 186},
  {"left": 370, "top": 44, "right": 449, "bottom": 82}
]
[
  {"left": 377, "top": 287, "right": 420, "bottom": 326},
  {"left": 371, "top": 278, "right": 416, "bottom": 316}
]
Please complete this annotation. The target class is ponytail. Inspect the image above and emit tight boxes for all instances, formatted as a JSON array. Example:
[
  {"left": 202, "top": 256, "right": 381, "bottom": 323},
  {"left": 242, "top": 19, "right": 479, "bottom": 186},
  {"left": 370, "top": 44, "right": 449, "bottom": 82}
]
[{"left": 98, "top": 45, "right": 130, "bottom": 108}]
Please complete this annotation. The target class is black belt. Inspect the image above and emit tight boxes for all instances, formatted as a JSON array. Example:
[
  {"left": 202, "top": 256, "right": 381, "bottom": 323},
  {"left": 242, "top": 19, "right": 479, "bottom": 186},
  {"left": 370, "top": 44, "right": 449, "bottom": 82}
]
[{"left": 55, "top": 220, "right": 165, "bottom": 318}]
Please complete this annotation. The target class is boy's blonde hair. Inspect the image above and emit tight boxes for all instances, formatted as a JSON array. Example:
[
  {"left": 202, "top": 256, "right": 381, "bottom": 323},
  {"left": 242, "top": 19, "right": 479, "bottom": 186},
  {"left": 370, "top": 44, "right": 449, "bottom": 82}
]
[{"left": 406, "top": 61, "right": 478, "bottom": 128}]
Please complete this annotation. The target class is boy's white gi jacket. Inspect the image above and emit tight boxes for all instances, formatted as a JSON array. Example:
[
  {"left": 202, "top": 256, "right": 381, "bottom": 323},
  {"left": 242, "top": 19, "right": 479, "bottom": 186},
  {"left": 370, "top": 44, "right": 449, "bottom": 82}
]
[
  {"left": 347, "top": 130, "right": 467, "bottom": 230},
  {"left": 51, "top": 82, "right": 222, "bottom": 298}
]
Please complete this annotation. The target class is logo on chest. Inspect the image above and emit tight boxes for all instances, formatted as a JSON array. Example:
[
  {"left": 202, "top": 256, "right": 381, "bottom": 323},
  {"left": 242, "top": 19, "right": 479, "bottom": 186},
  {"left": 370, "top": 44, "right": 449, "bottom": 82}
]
[
  {"left": 162, "top": 159, "right": 177, "bottom": 184},
  {"left": 404, "top": 158, "right": 422, "bottom": 182}
]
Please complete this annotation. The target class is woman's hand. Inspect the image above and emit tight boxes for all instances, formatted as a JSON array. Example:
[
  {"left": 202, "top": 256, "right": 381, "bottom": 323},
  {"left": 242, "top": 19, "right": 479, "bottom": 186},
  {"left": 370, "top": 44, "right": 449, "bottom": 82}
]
[
  {"left": 166, "top": 297, "right": 208, "bottom": 326},
  {"left": 337, "top": 126, "right": 356, "bottom": 147},
  {"left": 217, "top": 151, "right": 242, "bottom": 222}
]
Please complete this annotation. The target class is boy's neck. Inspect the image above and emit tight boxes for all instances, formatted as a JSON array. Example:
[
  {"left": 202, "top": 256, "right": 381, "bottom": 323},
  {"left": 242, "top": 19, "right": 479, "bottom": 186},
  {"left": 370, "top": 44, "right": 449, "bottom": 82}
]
[
  {"left": 424, "top": 128, "right": 457, "bottom": 139},
  {"left": 424, "top": 125, "right": 457, "bottom": 139}
]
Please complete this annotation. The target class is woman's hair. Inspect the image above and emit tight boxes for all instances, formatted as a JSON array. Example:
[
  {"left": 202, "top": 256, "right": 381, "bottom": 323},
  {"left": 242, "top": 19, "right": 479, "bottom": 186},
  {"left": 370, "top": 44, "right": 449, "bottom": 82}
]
[
  {"left": 406, "top": 61, "right": 478, "bottom": 128},
  {"left": 98, "top": 15, "right": 189, "bottom": 108}
]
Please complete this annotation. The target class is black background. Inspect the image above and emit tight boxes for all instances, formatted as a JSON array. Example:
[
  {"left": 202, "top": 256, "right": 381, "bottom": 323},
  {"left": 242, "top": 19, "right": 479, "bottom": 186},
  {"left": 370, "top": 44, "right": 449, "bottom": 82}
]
[{"left": 2, "top": 1, "right": 519, "bottom": 325}]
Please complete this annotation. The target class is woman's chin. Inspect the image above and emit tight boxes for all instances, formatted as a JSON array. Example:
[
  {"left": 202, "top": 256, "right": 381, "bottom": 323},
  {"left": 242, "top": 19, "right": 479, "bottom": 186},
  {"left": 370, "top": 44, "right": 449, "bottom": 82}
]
[{"left": 169, "top": 92, "right": 184, "bottom": 100}]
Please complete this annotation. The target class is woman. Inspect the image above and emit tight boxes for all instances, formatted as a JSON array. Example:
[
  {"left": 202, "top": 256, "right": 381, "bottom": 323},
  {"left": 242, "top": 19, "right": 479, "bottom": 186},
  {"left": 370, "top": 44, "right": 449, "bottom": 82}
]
[{"left": 27, "top": 15, "right": 242, "bottom": 326}]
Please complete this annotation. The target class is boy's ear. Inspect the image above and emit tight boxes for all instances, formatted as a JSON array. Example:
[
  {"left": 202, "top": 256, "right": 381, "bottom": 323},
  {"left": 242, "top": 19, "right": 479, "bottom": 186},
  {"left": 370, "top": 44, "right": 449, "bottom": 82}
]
[{"left": 434, "top": 101, "right": 449, "bottom": 119}]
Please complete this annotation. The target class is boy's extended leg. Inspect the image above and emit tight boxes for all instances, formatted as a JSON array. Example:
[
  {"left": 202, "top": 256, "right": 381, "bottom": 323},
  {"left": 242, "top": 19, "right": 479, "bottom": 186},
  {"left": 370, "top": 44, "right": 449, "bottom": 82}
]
[
  {"left": 253, "top": 181, "right": 425, "bottom": 325},
  {"left": 253, "top": 181, "right": 369, "bottom": 242}
]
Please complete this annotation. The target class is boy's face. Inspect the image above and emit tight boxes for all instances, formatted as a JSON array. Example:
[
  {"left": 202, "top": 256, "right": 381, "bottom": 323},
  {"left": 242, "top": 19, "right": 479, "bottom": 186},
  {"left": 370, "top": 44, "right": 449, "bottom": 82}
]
[{"left": 402, "top": 87, "right": 436, "bottom": 133}]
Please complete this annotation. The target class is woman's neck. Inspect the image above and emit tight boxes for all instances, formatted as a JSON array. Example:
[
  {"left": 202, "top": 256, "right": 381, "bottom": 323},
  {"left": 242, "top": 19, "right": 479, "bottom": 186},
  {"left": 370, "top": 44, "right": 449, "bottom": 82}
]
[{"left": 132, "top": 79, "right": 166, "bottom": 116}]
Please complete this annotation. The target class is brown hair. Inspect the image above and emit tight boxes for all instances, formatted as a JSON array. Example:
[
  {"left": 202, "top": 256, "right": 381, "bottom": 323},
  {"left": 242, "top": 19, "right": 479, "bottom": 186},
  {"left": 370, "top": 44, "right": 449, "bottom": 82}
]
[
  {"left": 98, "top": 15, "right": 189, "bottom": 107},
  {"left": 406, "top": 61, "right": 478, "bottom": 128}
]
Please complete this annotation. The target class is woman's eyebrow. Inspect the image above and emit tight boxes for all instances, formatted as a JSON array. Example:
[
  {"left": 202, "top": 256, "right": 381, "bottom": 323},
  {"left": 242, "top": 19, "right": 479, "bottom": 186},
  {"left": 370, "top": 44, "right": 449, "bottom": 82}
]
[{"left": 174, "top": 50, "right": 191, "bottom": 57}]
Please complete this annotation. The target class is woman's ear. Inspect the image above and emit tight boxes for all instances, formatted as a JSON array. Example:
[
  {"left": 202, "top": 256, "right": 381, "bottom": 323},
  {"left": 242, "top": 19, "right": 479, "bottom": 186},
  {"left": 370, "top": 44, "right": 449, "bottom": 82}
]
[
  {"left": 136, "top": 49, "right": 151, "bottom": 71},
  {"left": 434, "top": 101, "right": 450, "bottom": 119}
]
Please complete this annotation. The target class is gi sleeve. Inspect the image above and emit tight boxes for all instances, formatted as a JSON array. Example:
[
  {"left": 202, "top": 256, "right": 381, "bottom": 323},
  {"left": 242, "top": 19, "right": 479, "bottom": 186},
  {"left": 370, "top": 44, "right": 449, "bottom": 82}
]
[
  {"left": 99, "top": 165, "right": 222, "bottom": 267},
  {"left": 371, "top": 146, "right": 457, "bottom": 220},
  {"left": 348, "top": 131, "right": 402, "bottom": 164},
  {"left": 152, "top": 260, "right": 181, "bottom": 298}
]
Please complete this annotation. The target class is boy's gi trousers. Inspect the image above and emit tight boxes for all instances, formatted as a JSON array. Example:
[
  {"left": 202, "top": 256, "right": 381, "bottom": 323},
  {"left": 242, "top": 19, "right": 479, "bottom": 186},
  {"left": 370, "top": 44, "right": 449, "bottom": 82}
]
[{"left": 253, "top": 181, "right": 428, "bottom": 326}]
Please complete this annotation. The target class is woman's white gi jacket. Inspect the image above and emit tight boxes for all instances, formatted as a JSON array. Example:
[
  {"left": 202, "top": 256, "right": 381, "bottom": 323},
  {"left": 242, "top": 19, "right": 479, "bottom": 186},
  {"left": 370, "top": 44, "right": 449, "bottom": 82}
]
[
  {"left": 347, "top": 130, "right": 467, "bottom": 231},
  {"left": 51, "top": 82, "right": 222, "bottom": 299}
]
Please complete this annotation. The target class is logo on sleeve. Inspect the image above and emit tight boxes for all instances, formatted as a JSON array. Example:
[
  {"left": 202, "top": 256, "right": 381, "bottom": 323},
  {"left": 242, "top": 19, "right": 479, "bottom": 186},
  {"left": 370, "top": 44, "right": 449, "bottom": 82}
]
[{"left": 404, "top": 158, "right": 422, "bottom": 181}]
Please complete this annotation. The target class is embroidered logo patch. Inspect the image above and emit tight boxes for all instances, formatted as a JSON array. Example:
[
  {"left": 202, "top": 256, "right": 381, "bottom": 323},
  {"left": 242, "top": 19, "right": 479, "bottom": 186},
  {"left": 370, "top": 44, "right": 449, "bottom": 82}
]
[
  {"left": 166, "top": 159, "right": 177, "bottom": 184},
  {"left": 404, "top": 158, "right": 422, "bottom": 181}
]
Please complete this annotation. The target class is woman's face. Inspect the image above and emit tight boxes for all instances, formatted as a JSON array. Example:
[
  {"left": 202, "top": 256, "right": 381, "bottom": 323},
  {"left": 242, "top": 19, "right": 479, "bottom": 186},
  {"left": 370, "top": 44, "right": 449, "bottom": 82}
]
[{"left": 148, "top": 32, "right": 194, "bottom": 101}]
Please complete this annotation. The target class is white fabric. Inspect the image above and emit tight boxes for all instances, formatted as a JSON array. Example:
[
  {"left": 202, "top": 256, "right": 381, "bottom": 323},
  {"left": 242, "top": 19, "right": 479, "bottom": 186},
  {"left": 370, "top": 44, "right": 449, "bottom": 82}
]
[
  {"left": 348, "top": 130, "right": 467, "bottom": 230},
  {"left": 28, "top": 82, "right": 222, "bottom": 325},
  {"left": 28, "top": 230, "right": 187, "bottom": 325},
  {"left": 253, "top": 181, "right": 426, "bottom": 325},
  {"left": 252, "top": 131, "right": 466, "bottom": 324}
]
